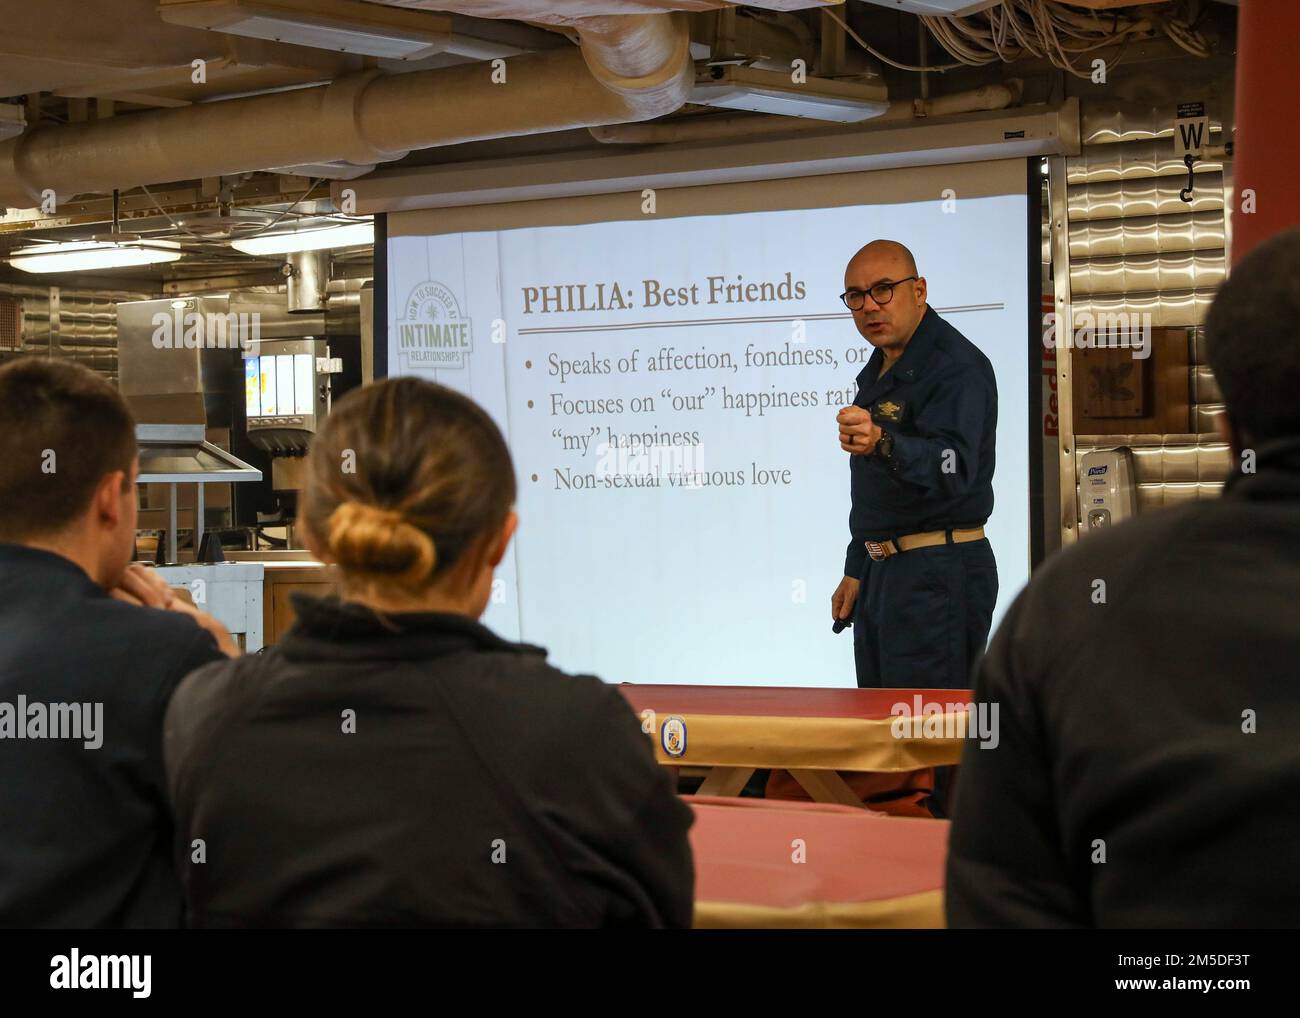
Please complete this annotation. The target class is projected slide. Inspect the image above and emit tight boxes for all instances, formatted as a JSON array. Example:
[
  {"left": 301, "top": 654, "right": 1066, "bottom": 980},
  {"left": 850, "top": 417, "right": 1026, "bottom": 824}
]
[{"left": 388, "top": 186, "right": 1028, "bottom": 686}]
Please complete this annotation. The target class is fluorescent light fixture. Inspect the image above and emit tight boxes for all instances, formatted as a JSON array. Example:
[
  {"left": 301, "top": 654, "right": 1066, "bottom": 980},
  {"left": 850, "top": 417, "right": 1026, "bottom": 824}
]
[
  {"left": 158, "top": 0, "right": 453, "bottom": 60},
  {"left": 230, "top": 220, "right": 373, "bottom": 256},
  {"left": 692, "top": 66, "right": 890, "bottom": 123},
  {"left": 8, "top": 239, "right": 182, "bottom": 273}
]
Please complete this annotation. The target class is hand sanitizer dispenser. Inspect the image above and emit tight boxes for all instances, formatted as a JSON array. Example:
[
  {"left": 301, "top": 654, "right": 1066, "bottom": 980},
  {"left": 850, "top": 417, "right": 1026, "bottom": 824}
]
[{"left": 1080, "top": 447, "right": 1136, "bottom": 532}]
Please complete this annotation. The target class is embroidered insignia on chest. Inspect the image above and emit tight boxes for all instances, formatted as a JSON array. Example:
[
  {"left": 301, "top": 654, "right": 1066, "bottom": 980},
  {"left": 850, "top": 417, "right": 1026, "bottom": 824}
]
[{"left": 874, "top": 399, "right": 905, "bottom": 422}]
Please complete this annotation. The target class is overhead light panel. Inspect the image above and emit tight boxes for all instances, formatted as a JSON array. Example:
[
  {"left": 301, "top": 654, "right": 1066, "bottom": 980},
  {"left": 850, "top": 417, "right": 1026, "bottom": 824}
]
[
  {"left": 158, "top": 0, "right": 454, "bottom": 60},
  {"left": 230, "top": 220, "right": 373, "bottom": 256},
  {"left": 8, "top": 239, "right": 182, "bottom": 273},
  {"left": 264, "top": 160, "right": 376, "bottom": 181},
  {"left": 692, "top": 66, "right": 889, "bottom": 123}
]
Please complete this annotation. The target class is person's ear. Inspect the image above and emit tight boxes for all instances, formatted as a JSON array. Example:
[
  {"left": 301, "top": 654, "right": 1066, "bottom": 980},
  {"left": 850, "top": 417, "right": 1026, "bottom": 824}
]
[
  {"left": 914, "top": 277, "right": 927, "bottom": 307},
  {"left": 92, "top": 470, "right": 127, "bottom": 530},
  {"left": 488, "top": 511, "right": 518, "bottom": 568}
]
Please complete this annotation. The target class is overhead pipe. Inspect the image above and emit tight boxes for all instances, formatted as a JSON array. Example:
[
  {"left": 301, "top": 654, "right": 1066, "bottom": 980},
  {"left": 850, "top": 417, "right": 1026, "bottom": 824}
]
[
  {"left": 570, "top": 13, "right": 694, "bottom": 121},
  {"left": 0, "top": 13, "right": 692, "bottom": 210},
  {"left": 918, "top": 81, "right": 1022, "bottom": 118},
  {"left": 589, "top": 80, "right": 1024, "bottom": 145}
]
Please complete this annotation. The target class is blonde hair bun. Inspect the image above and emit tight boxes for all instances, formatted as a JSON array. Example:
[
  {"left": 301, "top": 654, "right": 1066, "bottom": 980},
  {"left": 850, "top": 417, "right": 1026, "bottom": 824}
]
[{"left": 326, "top": 501, "right": 437, "bottom": 587}]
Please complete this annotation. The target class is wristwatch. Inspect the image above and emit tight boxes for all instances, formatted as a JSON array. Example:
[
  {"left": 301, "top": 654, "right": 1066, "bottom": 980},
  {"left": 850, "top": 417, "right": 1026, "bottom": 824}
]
[{"left": 875, "top": 427, "right": 895, "bottom": 460}]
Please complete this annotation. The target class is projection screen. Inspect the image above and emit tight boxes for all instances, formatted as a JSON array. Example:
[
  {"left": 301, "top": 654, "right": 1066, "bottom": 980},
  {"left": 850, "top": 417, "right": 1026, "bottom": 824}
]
[{"left": 385, "top": 157, "right": 1033, "bottom": 686}]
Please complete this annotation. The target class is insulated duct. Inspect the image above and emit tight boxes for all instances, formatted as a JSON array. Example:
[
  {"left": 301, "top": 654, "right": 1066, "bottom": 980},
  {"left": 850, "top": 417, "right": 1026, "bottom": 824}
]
[{"left": 0, "top": 12, "right": 692, "bottom": 209}]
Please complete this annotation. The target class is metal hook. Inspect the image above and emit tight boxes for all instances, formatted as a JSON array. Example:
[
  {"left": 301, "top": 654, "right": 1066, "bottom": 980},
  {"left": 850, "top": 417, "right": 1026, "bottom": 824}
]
[{"left": 1179, "top": 153, "right": 1198, "bottom": 203}]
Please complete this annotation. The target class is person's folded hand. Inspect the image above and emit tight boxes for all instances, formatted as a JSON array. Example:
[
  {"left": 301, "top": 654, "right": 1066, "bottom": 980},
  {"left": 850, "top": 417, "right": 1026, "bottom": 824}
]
[
  {"left": 110, "top": 563, "right": 175, "bottom": 609},
  {"left": 111, "top": 564, "right": 239, "bottom": 656}
]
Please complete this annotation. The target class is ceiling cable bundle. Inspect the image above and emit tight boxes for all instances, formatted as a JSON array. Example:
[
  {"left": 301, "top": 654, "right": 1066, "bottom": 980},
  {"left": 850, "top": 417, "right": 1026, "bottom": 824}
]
[{"left": 918, "top": 0, "right": 1211, "bottom": 80}]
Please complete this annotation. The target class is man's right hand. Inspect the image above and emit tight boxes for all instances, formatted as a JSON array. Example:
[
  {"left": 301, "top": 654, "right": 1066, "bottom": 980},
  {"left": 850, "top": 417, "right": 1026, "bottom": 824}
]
[
  {"left": 838, "top": 405, "right": 881, "bottom": 455},
  {"left": 831, "top": 575, "right": 860, "bottom": 622}
]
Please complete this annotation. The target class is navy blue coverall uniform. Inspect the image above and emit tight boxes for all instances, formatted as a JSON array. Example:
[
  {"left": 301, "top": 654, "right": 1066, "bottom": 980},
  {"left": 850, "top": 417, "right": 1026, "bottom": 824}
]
[{"left": 845, "top": 305, "right": 999, "bottom": 690}]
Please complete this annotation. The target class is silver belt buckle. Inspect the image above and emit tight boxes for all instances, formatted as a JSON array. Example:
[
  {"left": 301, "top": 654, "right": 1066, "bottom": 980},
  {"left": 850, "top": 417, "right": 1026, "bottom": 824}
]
[{"left": 866, "top": 540, "right": 888, "bottom": 562}]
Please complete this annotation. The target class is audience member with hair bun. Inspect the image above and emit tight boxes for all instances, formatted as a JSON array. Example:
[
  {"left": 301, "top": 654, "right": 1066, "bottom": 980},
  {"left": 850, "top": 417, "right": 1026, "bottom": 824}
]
[{"left": 163, "top": 376, "right": 695, "bottom": 928}]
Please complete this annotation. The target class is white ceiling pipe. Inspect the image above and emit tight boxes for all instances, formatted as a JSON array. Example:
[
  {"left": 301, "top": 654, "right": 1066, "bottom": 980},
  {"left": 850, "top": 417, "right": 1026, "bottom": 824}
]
[
  {"left": 0, "top": 12, "right": 691, "bottom": 211},
  {"left": 355, "top": 13, "right": 692, "bottom": 154},
  {"left": 589, "top": 80, "right": 1023, "bottom": 144},
  {"left": 0, "top": 69, "right": 407, "bottom": 211},
  {"left": 570, "top": 13, "right": 694, "bottom": 120},
  {"left": 918, "top": 80, "right": 1022, "bottom": 118}
]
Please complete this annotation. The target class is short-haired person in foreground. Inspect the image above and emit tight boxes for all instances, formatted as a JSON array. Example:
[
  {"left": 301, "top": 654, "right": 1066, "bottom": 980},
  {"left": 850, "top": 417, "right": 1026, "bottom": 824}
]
[
  {"left": 164, "top": 377, "right": 695, "bottom": 928},
  {"left": 946, "top": 227, "right": 1300, "bottom": 927},
  {"left": 0, "top": 359, "right": 237, "bottom": 928}
]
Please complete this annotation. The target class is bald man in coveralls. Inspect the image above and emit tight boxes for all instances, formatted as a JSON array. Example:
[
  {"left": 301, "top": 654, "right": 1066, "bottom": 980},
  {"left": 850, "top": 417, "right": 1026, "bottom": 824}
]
[{"left": 831, "top": 240, "right": 999, "bottom": 695}]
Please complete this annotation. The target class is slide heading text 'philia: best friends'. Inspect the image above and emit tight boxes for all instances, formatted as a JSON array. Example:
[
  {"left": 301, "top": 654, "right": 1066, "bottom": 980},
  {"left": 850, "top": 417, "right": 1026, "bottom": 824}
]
[{"left": 520, "top": 273, "right": 808, "bottom": 315}]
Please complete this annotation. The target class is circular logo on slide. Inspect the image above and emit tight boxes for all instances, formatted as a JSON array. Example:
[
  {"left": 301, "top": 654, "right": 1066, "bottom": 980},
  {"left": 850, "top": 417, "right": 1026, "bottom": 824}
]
[
  {"left": 397, "top": 280, "right": 474, "bottom": 371},
  {"left": 660, "top": 716, "right": 688, "bottom": 758}
]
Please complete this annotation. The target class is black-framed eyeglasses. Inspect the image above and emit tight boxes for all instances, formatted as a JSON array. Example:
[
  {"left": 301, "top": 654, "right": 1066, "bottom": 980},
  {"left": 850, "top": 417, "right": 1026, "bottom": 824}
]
[{"left": 840, "top": 277, "right": 918, "bottom": 310}]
